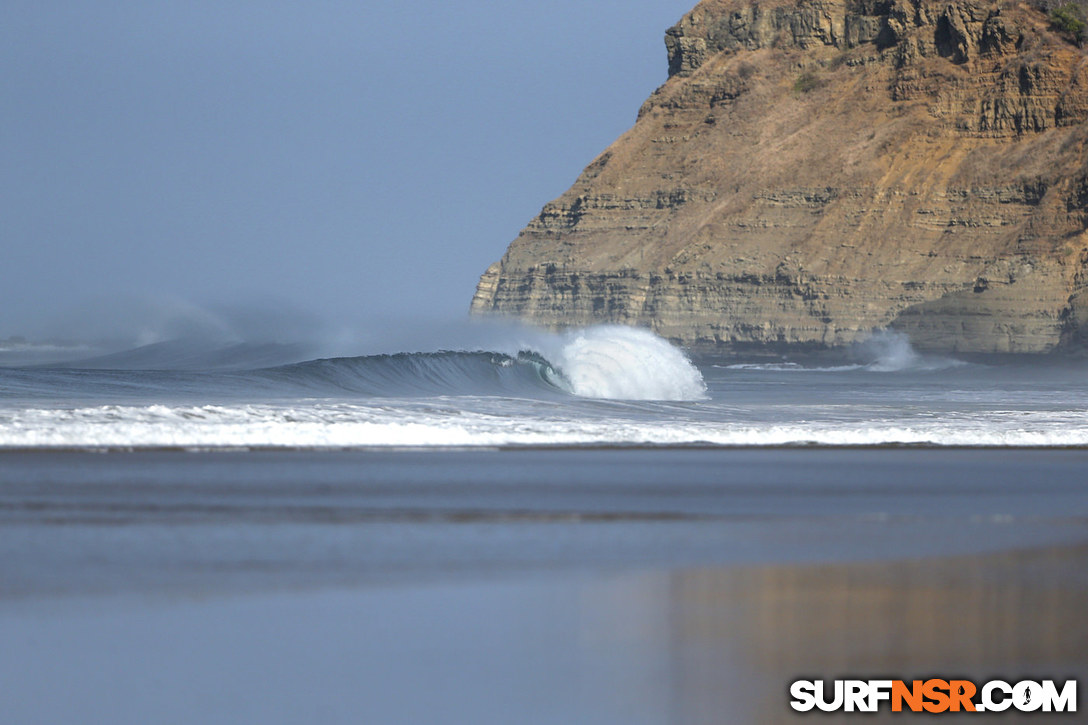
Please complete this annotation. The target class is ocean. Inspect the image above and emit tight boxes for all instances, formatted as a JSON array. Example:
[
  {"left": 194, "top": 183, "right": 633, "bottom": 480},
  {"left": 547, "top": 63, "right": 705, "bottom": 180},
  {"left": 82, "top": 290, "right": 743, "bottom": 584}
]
[
  {"left": 4, "top": 325, "right": 1088, "bottom": 448},
  {"left": 1, "top": 325, "right": 1086, "bottom": 723}
]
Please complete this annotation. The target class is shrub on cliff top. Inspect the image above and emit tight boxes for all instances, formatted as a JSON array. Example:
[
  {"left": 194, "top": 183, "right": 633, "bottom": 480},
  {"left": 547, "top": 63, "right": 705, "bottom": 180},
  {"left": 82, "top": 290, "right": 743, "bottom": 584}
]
[{"left": 1047, "top": 2, "right": 1087, "bottom": 44}]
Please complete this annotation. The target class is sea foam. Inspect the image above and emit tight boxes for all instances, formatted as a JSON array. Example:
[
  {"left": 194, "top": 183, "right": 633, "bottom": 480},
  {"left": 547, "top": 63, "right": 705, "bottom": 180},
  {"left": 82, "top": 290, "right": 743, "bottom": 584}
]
[{"left": 3, "top": 403, "right": 1088, "bottom": 448}]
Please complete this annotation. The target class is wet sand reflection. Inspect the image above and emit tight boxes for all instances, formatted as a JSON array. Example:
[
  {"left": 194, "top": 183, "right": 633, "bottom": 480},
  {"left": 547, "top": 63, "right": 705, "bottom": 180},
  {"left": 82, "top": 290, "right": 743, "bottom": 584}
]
[{"left": 664, "top": 545, "right": 1088, "bottom": 723}]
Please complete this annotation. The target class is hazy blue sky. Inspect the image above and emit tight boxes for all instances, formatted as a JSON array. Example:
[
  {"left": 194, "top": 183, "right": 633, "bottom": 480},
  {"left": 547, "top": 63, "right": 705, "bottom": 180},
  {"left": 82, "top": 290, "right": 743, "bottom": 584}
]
[{"left": 1, "top": 1, "right": 695, "bottom": 344}]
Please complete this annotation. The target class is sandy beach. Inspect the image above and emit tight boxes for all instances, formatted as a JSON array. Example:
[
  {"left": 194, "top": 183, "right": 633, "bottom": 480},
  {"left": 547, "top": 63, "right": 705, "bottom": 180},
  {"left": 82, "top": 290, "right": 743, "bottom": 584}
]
[{"left": 1, "top": 448, "right": 1085, "bottom": 723}]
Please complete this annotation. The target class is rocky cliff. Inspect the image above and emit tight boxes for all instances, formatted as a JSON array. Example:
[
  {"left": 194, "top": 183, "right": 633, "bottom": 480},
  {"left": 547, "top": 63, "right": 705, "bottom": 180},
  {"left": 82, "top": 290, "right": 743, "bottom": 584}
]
[{"left": 471, "top": 0, "right": 1088, "bottom": 353}]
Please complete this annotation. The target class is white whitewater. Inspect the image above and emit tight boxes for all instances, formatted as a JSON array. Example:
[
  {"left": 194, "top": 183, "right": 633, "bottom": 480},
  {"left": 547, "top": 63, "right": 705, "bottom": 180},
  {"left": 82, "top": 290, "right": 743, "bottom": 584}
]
[
  {"left": 534, "top": 325, "right": 706, "bottom": 401},
  {"left": 5, "top": 403, "right": 1088, "bottom": 448}
]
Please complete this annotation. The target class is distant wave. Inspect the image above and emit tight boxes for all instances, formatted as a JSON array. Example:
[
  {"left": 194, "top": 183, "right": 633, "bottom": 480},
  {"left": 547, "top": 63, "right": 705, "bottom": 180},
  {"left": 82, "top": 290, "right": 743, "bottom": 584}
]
[
  {"left": 718, "top": 362, "right": 868, "bottom": 372},
  {"left": 718, "top": 330, "right": 967, "bottom": 373},
  {"left": 55, "top": 340, "right": 314, "bottom": 371},
  {"left": 855, "top": 330, "right": 966, "bottom": 372}
]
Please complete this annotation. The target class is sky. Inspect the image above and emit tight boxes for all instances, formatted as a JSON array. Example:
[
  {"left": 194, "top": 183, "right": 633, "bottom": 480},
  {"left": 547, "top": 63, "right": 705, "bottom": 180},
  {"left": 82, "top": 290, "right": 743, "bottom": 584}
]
[{"left": 0, "top": 0, "right": 696, "bottom": 346}]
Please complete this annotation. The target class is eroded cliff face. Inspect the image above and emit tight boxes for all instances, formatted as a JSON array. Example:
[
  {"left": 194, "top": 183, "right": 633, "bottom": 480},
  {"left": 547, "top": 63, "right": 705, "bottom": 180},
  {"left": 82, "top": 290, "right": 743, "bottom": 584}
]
[{"left": 471, "top": 0, "right": 1088, "bottom": 353}]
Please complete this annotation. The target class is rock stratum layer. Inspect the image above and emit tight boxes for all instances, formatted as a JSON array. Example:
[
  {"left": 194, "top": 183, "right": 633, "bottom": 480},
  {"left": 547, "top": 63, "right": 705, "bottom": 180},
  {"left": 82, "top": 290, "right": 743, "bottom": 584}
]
[{"left": 471, "top": 0, "right": 1088, "bottom": 353}]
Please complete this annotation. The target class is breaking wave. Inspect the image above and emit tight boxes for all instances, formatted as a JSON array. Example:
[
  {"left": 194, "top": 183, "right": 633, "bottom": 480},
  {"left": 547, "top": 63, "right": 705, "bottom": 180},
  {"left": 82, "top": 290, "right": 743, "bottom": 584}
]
[
  {"left": 259, "top": 325, "right": 704, "bottom": 401},
  {"left": 1, "top": 325, "right": 705, "bottom": 403}
]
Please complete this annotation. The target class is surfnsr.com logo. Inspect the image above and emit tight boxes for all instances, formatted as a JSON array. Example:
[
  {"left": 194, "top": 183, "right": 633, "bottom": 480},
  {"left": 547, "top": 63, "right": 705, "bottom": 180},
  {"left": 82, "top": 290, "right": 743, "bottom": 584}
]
[{"left": 789, "top": 679, "right": 1077, "bottom": 714}]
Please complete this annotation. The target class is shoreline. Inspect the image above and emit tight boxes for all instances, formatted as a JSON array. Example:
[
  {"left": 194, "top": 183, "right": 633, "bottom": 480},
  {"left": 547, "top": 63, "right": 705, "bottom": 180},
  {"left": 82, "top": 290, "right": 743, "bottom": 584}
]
[
  {"left": 9, "top": 441, "right": 1088, "bottom": 452},
  {"left": 3, "top": 447, "right": 1087, "bottom": 598}
]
